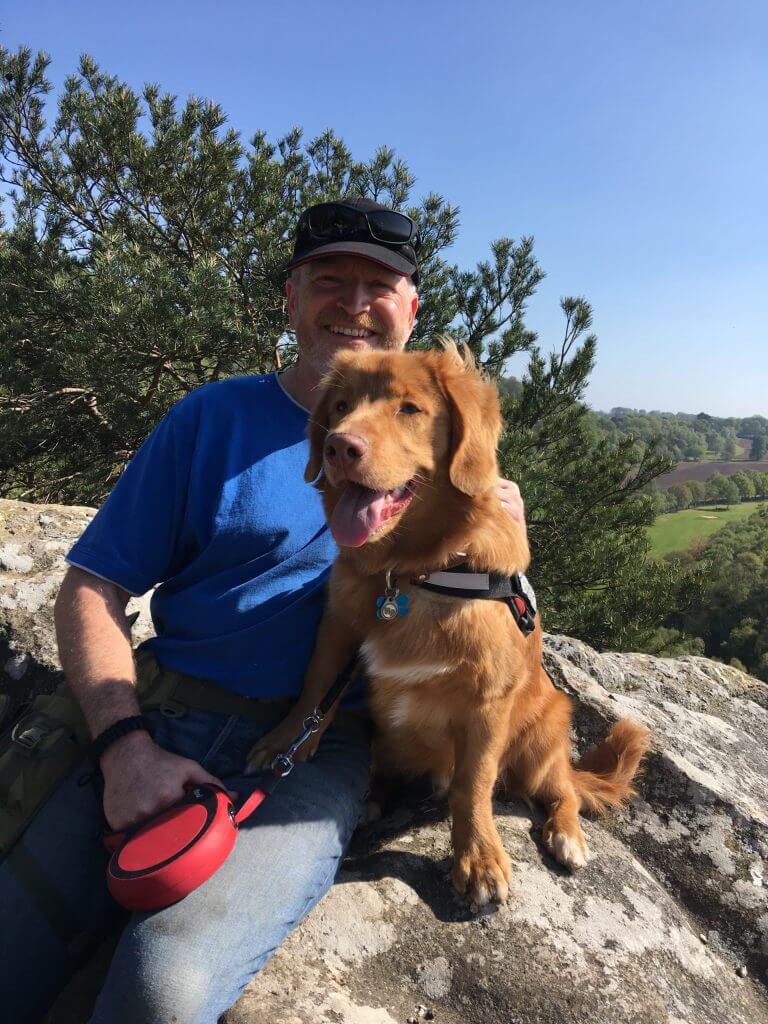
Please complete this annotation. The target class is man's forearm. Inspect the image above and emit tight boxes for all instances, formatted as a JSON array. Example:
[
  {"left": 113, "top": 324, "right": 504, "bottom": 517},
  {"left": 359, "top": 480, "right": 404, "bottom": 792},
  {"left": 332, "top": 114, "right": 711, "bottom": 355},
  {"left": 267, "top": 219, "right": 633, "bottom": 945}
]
[{"left": 54, "top": 567, "right": 141, "bottom": 738}]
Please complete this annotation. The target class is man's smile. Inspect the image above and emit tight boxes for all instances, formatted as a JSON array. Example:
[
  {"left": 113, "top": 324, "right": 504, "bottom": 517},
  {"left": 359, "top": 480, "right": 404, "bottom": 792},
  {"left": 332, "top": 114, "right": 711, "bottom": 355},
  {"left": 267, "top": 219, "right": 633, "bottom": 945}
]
[{"left": 324, "top": 324, "right": 377, "bottom": 342}]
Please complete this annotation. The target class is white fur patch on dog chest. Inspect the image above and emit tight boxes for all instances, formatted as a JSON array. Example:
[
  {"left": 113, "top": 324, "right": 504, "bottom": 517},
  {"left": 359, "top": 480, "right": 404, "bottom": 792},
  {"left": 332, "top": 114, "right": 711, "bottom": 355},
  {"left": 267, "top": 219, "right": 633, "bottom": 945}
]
[{"left": 360, "top": 639, "right": 452, "bottom": 685}]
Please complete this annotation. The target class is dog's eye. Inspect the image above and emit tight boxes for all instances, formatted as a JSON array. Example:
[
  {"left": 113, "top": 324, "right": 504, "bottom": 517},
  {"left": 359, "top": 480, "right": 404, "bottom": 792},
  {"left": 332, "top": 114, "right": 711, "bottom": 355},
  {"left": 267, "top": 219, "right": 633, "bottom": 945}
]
[
  {"left": 399, "top": 402, "right": 421, "bottom": 415},
  {"left": 334, "top": 400, "right": 348, "bottom": 414}
]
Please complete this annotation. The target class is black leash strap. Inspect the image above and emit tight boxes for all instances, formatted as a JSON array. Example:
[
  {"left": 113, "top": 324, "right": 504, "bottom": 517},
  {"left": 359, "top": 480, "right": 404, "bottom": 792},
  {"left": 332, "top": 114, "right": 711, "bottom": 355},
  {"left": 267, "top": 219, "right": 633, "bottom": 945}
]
[{"left": 269, "top": 656, "right": 361, "bottom": 779}]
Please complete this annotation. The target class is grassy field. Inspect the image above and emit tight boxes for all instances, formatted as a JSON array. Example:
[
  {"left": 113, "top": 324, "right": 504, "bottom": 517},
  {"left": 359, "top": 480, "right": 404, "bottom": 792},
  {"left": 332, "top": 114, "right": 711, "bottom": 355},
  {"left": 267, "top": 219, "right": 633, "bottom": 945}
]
[{"left": 648, "top": 503, "right": 764, "bottom": 558}]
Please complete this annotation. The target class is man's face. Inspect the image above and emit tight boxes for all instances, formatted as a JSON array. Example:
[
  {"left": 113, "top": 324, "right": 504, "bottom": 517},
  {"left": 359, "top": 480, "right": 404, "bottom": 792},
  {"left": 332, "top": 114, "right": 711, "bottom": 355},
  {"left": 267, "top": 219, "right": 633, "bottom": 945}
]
[{"left": 286, "top": 256, "right": 419, "bottom": 379}]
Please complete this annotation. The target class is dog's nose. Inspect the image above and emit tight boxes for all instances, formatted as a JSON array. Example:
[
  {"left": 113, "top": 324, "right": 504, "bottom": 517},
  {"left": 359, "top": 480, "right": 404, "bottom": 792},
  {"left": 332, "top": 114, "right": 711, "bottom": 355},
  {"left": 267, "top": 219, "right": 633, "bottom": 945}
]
[{"left": 324, "top": 432, "right": 369, "bottom": 471}]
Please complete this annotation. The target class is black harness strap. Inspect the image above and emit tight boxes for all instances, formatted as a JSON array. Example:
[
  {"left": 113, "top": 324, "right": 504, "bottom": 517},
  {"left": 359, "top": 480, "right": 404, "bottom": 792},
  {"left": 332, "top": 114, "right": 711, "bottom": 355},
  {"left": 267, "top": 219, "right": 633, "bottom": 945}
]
[{"left": 412, "top": 566, "right": 538, "bottom": 637}]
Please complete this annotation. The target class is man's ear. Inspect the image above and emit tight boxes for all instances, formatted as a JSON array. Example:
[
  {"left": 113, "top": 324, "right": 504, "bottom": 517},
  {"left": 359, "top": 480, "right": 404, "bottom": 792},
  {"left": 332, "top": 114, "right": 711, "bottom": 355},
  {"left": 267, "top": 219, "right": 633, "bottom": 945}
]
[
  {"left": 443, "top": 370, "right": 502, "bottom": 496},
  {"left": 285, "top": 271, "right": 299, "bottom": 331}
]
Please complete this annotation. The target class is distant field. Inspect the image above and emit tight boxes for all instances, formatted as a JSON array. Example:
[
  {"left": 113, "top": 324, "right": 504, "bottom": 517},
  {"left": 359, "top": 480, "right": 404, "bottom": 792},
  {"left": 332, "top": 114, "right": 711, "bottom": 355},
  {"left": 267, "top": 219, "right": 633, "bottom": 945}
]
[
  {"left": 648, "top": 503, "right": 764, "bottom": 558},
  {"left": 656, "top": 460, "right": 768, "bottom": 489}
]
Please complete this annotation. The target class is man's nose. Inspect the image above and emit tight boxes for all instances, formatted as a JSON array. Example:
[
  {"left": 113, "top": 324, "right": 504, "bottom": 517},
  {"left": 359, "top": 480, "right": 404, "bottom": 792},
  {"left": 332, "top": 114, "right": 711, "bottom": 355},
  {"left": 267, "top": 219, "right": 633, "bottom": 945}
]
[
  {"left": 324, "top": 432, "right": 369, "bottom": 473},
  {"left": 336, "top": 284, "right": 372, "bottom": 316}
]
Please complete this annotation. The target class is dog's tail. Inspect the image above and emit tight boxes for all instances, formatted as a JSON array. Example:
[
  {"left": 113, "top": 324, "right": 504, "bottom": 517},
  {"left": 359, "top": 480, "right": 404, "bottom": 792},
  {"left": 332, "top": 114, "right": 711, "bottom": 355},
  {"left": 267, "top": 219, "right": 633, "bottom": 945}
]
[{"left": 572, "top": 719, "right": 650, "bottom": 815}]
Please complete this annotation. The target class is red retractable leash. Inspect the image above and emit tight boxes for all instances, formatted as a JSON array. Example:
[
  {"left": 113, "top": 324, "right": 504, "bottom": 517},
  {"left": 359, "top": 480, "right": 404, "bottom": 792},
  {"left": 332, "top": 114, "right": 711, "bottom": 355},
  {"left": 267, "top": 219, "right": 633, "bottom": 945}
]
[
  {"left": 102, "top": 659, "right": 359, "bottom": 912},
  {"left": 103, "top": 782, "right": 270, "bottom": 911}
]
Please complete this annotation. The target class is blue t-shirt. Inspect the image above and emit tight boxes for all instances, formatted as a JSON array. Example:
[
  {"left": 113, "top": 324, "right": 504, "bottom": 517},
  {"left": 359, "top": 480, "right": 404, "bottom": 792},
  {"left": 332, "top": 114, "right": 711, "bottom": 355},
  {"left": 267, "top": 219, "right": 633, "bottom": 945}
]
[{"left": 65, "top": 373, "right": 340, "bottom": 698}]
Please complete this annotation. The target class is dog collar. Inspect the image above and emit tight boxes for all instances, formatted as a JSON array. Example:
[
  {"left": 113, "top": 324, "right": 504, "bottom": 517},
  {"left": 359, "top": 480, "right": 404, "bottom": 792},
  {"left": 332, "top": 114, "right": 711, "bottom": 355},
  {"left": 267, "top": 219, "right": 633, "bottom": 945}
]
[{"left": 410, "top": 566, "right": 538, "bottom": 636}]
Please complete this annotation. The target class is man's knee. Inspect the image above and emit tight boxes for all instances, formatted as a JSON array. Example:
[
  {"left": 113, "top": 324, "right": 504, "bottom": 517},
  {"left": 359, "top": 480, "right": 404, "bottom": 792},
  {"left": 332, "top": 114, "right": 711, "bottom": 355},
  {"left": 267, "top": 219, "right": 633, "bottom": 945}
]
[{"left": 93, "top": 926, "right": 227, "bottom": 1024}]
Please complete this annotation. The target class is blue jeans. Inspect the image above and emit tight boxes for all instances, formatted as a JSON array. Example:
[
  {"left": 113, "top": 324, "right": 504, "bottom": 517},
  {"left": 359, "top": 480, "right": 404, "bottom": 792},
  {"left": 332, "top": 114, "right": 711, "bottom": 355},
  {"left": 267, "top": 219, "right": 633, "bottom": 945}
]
[{"left": 0, "top": 702, "right": 370, "bottom": 1024}]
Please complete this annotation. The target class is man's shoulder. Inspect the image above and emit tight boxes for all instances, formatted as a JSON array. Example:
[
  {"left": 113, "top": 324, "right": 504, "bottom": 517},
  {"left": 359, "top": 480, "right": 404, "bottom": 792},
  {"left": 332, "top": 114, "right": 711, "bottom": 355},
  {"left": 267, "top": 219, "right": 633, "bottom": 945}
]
[
  {"left": 168, "top": 373, "right": 281, "bottom": 423},
  {"left": 187, "top": 373, "right": 277, "bottom": 408},
  {"left": 169, "top": 373, "right": 307, "bottom": 452}
]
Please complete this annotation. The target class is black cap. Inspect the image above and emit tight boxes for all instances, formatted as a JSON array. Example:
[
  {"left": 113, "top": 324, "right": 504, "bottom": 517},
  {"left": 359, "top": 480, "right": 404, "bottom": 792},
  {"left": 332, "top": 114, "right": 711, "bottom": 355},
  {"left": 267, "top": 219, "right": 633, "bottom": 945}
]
[{"left": 287, "top": 197, "right": 420, "bottom": 286}]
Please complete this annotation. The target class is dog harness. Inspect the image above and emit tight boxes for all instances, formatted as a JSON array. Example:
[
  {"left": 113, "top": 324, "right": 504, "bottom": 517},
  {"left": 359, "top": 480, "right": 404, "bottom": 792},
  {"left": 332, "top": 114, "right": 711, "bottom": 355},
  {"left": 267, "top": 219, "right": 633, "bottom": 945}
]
[{"left": 376, "top": 566, "right": 538, "bottom": 636}]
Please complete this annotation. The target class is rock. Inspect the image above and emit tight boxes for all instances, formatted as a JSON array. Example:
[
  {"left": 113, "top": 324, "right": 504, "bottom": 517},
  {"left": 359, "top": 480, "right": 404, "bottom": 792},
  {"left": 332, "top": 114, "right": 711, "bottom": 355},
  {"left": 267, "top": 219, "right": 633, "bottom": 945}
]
[
  {"left": 0, "top": 498, "right": 765, "bottom": 1024},
  {"left": 542, "top": 634, "right": 768, "bottom": 988},
  {"left": 414, "top": 957, "right": 452, "bottom": 998},
  {"left": 0, "top": 498, "right": 153, "bottom": 715}
]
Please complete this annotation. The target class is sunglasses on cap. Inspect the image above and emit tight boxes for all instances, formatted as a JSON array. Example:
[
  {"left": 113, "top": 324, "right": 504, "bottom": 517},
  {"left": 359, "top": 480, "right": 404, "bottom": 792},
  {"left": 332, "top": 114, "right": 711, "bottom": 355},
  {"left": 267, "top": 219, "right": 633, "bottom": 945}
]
[{"left": 300, "top": 202, "right": 421, "bottom": 252}]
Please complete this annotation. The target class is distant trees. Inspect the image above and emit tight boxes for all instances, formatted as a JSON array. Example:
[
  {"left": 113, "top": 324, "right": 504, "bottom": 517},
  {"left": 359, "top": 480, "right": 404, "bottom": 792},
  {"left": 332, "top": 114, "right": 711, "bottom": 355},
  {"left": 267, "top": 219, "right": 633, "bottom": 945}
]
[
  {"left": 740, "top": 417, "right": 767, "bottom": 438},
  {"left": 706, "top": 474, "right": 741, "bottom": 506},
  {"left": 667, "top": 483, "right": 693, "bottom": 511},
  {"left": 683, "top": 438, "right": 707, "bottom": 460},
  {"left": 753, "top": 434, "right": 766, "bottom": 460},
  {"left": 730, "top": 472, "right": 757, "bottom": 500},
  {"left": 653, "top": 469, "right": 768, "bottom": 512},
  {"left": 687, "top": 480, "right": 707, "bottom": 505},
  {"left": 590, "top": 410, "right": 768, "bottom": 465},
  {"left": 719, "top": 433, "right": 738, "bottom": 460},
  {"left": 667, "top": 507, "right": 768, "bottom": 681}
]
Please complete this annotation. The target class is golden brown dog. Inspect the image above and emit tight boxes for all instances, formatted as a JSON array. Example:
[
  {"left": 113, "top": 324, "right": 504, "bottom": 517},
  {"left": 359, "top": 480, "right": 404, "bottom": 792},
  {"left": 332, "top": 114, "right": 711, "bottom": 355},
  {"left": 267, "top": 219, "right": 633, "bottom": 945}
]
[{"left": 249, "top": 341, "right": 649, "bottom": 905}]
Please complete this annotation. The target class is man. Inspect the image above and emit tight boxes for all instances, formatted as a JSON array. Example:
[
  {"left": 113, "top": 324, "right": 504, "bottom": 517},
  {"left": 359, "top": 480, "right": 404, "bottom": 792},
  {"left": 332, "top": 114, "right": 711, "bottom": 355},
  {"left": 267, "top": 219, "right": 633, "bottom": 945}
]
[{"left": 0, "top": 197, "right": 527, "bottom": 1023}]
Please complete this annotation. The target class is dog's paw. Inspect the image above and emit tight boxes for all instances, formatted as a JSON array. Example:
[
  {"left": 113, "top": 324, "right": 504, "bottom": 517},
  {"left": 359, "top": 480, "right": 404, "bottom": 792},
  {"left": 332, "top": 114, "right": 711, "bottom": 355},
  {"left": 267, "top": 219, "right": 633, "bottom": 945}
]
[
  {"left": 451, "top": 842, "right": 512, "bottom": 906},
  {"left": 543, "top": 822, "right": 590, "bottom": 871},
  {"left": 245, "top": 718, "right": 322, "bottom": 775}
]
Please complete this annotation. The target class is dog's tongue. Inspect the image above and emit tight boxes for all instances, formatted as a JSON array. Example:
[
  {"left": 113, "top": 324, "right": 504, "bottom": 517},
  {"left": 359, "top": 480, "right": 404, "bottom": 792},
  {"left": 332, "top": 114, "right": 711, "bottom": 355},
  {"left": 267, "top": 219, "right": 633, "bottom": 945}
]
[{"left": 330, "top": 483, "right": 390, "bottom": 547}]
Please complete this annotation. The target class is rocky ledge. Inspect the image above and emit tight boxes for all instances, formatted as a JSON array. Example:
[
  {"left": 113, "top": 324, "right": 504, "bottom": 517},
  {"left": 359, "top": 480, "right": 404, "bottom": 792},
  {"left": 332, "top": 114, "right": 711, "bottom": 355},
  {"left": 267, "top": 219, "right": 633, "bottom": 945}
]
[{"left": 1, "top": 498, "right": 766, "bottom": 1023}]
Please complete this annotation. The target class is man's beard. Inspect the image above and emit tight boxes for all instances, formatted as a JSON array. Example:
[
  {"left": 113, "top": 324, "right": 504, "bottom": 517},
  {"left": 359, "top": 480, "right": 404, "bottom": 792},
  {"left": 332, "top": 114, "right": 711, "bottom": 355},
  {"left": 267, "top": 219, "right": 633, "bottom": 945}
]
[{"left": 295, "top": 318, "right": 406, "bottom": 376}]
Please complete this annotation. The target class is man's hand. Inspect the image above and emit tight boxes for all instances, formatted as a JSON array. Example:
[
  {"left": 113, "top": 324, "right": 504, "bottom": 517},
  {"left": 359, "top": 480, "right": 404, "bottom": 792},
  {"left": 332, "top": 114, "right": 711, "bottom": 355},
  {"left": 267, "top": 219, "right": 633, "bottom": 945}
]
[
  {"left": 496, "top": 478, "right": 527, "bottom": 541},
  {"left": 100, "top": 730, "right": 231, "bottom": 832}
]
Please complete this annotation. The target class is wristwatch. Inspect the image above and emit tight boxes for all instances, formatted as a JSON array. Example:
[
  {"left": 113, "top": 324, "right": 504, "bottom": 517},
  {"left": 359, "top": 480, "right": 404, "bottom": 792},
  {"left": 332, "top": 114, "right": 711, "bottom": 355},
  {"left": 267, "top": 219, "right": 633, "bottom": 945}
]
[{"left": 91, "top": 715, "right": 155, "bottom": 761}]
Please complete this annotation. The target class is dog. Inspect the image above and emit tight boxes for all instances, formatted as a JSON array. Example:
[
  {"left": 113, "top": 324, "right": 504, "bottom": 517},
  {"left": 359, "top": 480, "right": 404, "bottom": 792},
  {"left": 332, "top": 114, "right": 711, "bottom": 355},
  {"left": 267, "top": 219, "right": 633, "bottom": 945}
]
[{"left": 248, "top": 341, "right": 649, "bottom": 905}]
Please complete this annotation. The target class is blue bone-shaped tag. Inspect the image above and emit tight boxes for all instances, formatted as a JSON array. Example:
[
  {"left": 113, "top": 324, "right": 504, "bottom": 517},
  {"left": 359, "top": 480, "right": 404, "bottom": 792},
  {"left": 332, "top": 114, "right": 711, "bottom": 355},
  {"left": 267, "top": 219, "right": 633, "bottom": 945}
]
[{"left": 376, "top": 593, "right": 410, "bottom": 620}]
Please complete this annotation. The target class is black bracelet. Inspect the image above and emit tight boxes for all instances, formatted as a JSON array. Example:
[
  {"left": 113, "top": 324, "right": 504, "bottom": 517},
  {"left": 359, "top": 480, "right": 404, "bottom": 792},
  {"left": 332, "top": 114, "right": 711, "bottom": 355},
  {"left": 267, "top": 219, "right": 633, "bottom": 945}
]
[{"left": 91, "top": 715, "right": 155, "bottom": 761}]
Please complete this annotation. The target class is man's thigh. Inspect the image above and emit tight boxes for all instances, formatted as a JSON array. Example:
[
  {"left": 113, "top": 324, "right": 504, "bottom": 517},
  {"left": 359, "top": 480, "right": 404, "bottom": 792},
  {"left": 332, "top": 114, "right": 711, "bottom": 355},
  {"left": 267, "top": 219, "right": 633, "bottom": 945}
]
[{"left": 90, "top": 718, "right": 371, "bottom": 1024}]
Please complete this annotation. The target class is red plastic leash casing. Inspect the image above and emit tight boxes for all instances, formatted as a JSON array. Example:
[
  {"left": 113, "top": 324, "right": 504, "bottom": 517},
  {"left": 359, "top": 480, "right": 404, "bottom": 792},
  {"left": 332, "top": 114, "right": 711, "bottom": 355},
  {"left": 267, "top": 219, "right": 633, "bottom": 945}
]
[{"left": 104, "top": 784, "right": 267, "bottom": 911}]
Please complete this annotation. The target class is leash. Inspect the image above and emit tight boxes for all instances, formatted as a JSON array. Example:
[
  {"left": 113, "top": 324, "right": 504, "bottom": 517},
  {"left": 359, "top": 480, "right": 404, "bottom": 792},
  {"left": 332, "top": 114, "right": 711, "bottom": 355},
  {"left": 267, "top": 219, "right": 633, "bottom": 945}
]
[{"left": 268, "top": 655, "right": 361, "bottom": 778}]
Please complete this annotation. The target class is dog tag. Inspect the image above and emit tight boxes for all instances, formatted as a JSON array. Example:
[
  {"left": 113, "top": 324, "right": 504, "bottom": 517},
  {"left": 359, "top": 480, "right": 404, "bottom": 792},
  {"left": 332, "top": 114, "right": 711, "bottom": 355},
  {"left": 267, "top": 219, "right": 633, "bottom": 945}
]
[{"left": 376, "top": 571, "right": 409, "bottom": 621}]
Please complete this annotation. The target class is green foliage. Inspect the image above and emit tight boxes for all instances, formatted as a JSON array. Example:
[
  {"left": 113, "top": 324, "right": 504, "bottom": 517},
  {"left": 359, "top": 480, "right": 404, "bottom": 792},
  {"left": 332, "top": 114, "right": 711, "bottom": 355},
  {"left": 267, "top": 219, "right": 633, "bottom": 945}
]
[
  {"left": 667, "top": 483, "right": 693, "bottom": 511},
  {"left": 669, "top": 507, "right": 768, "bottom": 680},
  {"left": 686, "top": 479, "right": 706, "bottom": 504},
  {"left": 730, "top": 472, "right": 757, "bottom": 500},
  {"left": 590, "top": 408, "right": 768, "bottom": 465},
  {"left": 639, "top": 627, "right": 705, "bottom": 658},
  {"left": 1, "top": 45, "right": 692, "bottom": 653},
  {"left": 706, "top": 473, "right": 740, "bottom": 506},
  {"left": 719, "top": 433, "right": 737, "bottom": 461}
]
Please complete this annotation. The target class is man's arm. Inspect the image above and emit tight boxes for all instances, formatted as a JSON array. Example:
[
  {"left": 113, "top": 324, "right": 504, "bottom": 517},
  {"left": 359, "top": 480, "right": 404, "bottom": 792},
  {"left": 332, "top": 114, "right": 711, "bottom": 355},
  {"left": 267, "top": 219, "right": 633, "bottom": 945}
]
[
  {"left": 54, "top": 566, "right": 227, "bottom": 831},
  {"left": 54, "top": 566, "right": 142, "bottom": 733}
]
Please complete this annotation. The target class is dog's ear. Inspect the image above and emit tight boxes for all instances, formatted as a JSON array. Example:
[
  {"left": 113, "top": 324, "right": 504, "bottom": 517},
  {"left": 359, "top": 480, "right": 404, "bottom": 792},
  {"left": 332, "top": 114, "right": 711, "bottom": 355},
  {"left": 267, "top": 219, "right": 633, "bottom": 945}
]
[
  {"left": 443, "top": 368, "right": 502, "bottom": 496},
  {"left": 305, "top": 386, "right": 332, "bottom": 484}
]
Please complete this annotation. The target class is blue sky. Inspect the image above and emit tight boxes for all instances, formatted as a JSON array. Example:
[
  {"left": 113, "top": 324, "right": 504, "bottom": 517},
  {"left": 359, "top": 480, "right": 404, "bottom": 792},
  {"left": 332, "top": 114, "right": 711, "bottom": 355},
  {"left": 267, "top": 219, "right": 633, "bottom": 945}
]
[{"left": 2, "top": 1, "right": 766, "bottom": 416}]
